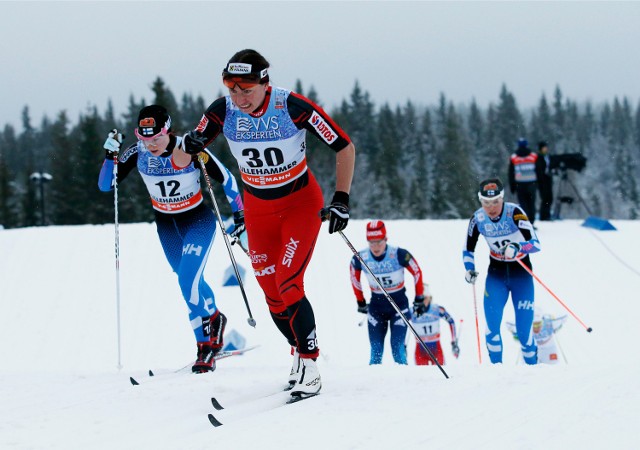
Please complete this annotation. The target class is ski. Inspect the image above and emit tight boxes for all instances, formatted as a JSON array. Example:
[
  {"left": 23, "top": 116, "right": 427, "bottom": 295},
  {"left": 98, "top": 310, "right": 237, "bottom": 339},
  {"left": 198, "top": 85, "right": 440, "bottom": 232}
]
[
  {"left": 206, "top": 391, "right": 320, "bottom": 427},
  {"left": 208, "top": 413, "right": 223, "bottom": 427},
  {"left": 286, "top": 392, "right": 320, "bottom": 404},
  {"left": 211, "top": 397, "right": 224, "bottom": 411},
  {"left": 129, "top": 345, "right": 258, "bottom": 386},
  {"left": 216, "top": 345, "right": 259, "bottom": 361}
]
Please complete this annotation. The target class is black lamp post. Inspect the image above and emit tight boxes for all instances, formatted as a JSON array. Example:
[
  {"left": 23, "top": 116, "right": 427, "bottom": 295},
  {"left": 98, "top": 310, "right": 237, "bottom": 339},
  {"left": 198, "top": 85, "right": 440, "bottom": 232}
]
[{"left": 29, "top": 172, "right": 53, "bottom": 226}]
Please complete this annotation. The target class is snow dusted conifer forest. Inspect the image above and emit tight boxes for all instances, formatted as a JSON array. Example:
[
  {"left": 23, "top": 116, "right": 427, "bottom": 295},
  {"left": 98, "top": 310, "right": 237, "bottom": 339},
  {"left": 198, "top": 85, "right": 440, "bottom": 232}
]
[{"left": 1, "top": 219, "right": 639, "bottom": 449}]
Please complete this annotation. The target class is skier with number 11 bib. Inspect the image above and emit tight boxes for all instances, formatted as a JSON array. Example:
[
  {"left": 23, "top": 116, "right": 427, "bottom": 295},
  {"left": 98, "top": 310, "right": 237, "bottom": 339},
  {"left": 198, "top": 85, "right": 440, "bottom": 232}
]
[{"left": 410, "top": 291, "right": 459, "bottom": 366}]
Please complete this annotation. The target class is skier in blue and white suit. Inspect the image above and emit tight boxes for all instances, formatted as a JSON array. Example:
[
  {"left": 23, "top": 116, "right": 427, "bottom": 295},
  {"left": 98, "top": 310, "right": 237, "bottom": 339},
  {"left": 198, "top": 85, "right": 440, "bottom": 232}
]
[
  {"left": 463, "top": 178, "right": 541, "bottom": 365},
  {"left": 98, "top": 105, "right": 245, "bottom": 373}
]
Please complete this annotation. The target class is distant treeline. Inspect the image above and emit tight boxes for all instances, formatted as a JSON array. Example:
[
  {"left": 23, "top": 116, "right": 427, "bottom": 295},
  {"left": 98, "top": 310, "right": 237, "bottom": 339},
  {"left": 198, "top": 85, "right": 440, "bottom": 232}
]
[{"left": 0, "top": 77, "right": 638, "bottom": 229}]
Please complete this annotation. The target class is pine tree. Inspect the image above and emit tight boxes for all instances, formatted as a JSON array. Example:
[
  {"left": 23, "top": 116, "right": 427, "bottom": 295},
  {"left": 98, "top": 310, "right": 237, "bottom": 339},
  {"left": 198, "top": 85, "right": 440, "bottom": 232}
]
[
  {"left": 482, "top": 104, "right": 505, "bottom": 180},
  {"left": 405, "top": 107, "right": 431, "bottom": 219},
  {"left": 0, "top": 147, "right": 12, "bottom": 227},
  {"left": 150, "top": 77, "right": 183, "bottom": 132},
  {"left": 0, "top": 125, "right": 19, "bottom": 227},
  {"left": 18, "top": 107, "right": 40, "bottom": 227},
  {"left": 335, "top": 82, "right": 378, "bottom": 217},
  {"left": 552, "top": 86, "right": 566, "bottom": 148},
  {"left": 48, "top": 111, "right": 73, "bottom": 224},
  {"left": 609, "top": 98, "right": 639, "bottom": 218},
  {"left": 530, "top": 94, "right": 553, "bottom": 147},
  {"left": 180, "top": 93, "right": 207, "bottom": 130},
  {"left": 467, "top": 98, "right": 490, "bottom": 177},
  {"left": 496, "top": 84, "right": 527, "bottom": 155},
  {"left": 430, "top": 95, "right": 476, "bottom": 218}
]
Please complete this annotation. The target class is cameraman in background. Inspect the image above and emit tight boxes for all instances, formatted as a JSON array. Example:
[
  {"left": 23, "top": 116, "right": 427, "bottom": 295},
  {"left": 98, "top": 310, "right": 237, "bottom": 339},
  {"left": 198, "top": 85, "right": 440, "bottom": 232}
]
[{"left": 537, "top": 141, "right": 553, "bottom": 221}]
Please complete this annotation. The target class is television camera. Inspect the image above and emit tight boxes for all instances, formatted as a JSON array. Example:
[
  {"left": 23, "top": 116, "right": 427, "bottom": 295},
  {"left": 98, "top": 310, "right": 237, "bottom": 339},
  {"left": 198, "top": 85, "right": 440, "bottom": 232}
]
[
  {"left": 548, "top": 152, "right": 591, "bottom": 218},
  {"left": 549, "top": 153, "right": 587, "bottom": 173}
]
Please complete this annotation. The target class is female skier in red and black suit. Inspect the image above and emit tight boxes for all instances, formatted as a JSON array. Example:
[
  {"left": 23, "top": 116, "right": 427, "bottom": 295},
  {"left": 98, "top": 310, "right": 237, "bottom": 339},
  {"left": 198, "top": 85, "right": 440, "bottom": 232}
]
[{"left": 176, "top": 49, "right": 356, "bottom": 400}]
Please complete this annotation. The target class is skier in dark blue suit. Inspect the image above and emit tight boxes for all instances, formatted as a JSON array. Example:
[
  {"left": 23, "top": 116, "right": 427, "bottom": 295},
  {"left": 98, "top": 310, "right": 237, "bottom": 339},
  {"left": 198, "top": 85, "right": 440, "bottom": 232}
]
[
  {"left": 350, "top": 221, "right": 427, "bottom": 365},
  {"left": 463, "top": 178, "right": 541, "bottom": 365}
]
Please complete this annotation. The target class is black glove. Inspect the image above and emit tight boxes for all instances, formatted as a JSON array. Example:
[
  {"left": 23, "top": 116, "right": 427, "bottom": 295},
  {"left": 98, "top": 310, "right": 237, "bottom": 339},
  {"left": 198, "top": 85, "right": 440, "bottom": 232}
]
[
  {"left": 357, "top": 300, "right": 369, "bottom": 314},
  {"left": 182, "top": 130, "right": 207, "bottom": 155},
  {"left": 451, "top": 341, "right": 460, "bottom": 358},
  {"left": 413, "top": 295, "right": 426, "bottom": 317},
  {"left": 229, "top": 210, "right": 246, "bottom": 242},
  {"left": 326, "top": 191, "right": 350, "bottom": 234}
]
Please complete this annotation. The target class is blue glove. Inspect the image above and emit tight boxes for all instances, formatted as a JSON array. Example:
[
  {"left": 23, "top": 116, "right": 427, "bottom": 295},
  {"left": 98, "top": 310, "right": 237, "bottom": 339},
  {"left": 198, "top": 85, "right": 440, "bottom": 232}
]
[{"left": 182, "top": 130, "right": 207, "bottom": 155}]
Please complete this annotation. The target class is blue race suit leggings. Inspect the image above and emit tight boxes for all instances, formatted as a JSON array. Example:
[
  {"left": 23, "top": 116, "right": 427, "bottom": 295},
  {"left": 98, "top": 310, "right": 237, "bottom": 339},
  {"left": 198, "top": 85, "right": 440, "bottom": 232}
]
[
  {"left": 484, "top": 266, "right": 537, "bottom": 364},
  {"left": 367, "top": 292, "right": 410, "bottom": 365},
  {"left": 155, "top": 204, "right": 218, "bottom": 342}
]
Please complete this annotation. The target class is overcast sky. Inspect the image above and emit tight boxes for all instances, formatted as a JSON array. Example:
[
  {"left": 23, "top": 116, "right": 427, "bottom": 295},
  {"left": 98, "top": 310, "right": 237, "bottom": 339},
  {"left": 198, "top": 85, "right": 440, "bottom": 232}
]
[{"left": 2, "top": 1, "right": 639, "bottom": 130}]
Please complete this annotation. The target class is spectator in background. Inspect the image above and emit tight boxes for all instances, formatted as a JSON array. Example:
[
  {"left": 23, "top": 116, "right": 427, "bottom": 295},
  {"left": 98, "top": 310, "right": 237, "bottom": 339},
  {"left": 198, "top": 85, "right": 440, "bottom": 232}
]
[
  {"left": 508, "top": 138, "right": 538, "bottom": 224},
  {"left": 537, "top": 140, "right": 553, "bottom": 221}
]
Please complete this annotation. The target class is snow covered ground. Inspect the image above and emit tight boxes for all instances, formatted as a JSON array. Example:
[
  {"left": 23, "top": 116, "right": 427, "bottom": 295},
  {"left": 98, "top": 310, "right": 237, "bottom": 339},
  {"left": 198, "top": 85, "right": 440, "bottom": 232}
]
[{"left": 1, "top": 218, "right": 638, "bottom": 449}]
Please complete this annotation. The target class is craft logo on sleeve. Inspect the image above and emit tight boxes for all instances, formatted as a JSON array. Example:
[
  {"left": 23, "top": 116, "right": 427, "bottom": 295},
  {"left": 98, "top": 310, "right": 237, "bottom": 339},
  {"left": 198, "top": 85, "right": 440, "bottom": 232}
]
[{"left": 308, "top": 112, "right": 337, "bottom": 144}]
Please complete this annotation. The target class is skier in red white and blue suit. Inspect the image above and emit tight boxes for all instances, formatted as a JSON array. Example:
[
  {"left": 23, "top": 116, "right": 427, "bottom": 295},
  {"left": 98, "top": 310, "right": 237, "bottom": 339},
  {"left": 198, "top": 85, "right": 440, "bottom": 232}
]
[
  {"left": 350, "top": 221, "right": 426, "bottom": 365},
  {"left": 98, "top": 105, "right": 245, "bottom": 373},
  {"left": 463, "top": 178, "right": 541, "bottom": 365},
  {"left": 411, "top": 295, "right": 459, "bottom": 365}
]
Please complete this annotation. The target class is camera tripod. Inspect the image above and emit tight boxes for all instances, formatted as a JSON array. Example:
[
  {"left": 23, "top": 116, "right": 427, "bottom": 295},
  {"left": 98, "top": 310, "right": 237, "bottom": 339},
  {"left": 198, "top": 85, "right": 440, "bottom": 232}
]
[{"left": 553, "top": 168, "right": 593, "bottom": 219}]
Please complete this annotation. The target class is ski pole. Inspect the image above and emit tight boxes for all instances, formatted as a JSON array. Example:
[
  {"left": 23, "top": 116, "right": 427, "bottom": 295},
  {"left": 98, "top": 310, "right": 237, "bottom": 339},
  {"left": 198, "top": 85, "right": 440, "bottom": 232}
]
[
  {"left": 554, "top": 334, "right": 569, "bottom": 363},
  {"left": 514, "top": 258, "right": 593, "bottom": 333},
  {"left": 471, "top": 284, "right": 483, "bottom": 364},
  {"left": 198, "top": 154, "right": 256, "bottom": 328},
  {"left": 456, "top": 319, "right": 463, "bottom": 342},
  {"left": 112, "top": 151, "right": 123, "bottom": 370},
  {"left": 320, "top": 211, "right": 449, "bottom": 379}
]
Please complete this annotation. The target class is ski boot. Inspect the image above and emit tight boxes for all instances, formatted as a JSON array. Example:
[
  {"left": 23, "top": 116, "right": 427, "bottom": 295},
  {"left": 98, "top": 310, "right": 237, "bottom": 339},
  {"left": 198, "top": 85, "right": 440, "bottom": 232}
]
[
  {"left": 192, "top": 342, "right": 216, "bottom": 373},
  {"left": 290, "top": 357, "right": 321, "bottom": 400},
  {"left": 285, "top": 348, "right": 301, "bottom": 391}
]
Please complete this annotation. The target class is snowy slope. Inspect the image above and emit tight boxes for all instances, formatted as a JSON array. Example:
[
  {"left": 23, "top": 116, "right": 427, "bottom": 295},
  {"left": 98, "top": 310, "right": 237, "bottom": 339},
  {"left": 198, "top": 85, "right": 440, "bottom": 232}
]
[{"left": 1, "top": 219, "right": 639, "bottom": 449}]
